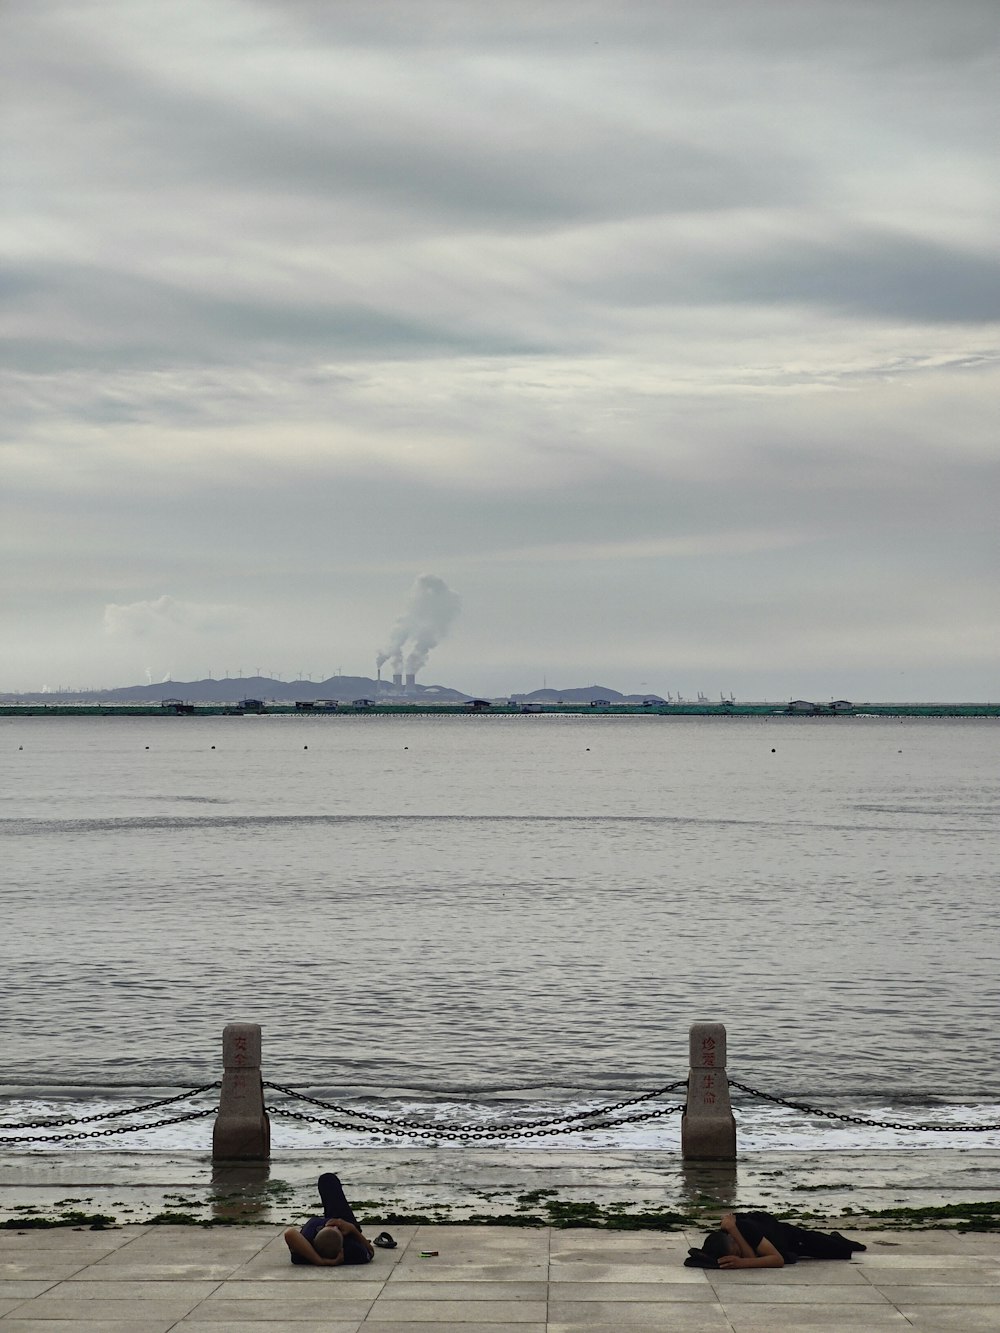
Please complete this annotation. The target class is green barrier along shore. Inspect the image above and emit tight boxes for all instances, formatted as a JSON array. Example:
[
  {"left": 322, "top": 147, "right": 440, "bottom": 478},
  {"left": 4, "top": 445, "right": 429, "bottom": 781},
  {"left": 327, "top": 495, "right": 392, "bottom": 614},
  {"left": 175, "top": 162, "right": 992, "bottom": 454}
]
[{"left": 3, "top": 702, "right": 999, "bottom": 718}]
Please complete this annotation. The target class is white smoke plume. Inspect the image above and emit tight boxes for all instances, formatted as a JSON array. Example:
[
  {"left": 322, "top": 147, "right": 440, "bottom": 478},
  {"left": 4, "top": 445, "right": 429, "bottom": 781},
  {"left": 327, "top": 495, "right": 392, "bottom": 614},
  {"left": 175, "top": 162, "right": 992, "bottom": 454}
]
[{"left": 376, "top": 574, "right": 461, "bottom": 678}]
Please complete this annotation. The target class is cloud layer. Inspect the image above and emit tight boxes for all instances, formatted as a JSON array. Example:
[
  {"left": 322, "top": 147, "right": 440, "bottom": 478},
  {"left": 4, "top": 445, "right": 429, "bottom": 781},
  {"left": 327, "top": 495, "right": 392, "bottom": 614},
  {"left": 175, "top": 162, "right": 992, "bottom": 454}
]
[{"left": 2, "top": 1, "right": 998, "bottom": 697}]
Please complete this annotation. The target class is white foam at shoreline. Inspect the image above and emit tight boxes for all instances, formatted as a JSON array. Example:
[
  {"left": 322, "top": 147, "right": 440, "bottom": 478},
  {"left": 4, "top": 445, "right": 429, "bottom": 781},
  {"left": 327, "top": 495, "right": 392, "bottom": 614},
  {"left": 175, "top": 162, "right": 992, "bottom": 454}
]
[{"left": 2, "top": 1094, "right": 998, "bottom": 1153}]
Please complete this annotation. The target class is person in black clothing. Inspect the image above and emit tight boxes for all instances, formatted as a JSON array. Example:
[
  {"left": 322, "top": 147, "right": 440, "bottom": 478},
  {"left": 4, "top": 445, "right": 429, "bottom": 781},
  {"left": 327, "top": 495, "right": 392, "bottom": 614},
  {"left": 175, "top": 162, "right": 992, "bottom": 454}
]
[
  {"left": 685, "top": 1211, "right": 867, "bottom": 1270},
  {"left": 283, "top": 1173, "right": 375, "bottom": 1267}
]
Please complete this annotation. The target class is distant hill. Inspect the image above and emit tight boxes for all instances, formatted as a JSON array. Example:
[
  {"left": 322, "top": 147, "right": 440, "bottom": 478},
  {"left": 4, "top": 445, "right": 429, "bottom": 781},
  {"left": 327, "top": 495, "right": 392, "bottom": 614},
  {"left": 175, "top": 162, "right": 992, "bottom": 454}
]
[
  {"left": 0, "top": 676, "right": 470, "bottom": 705},
  {"left": 0, "top": 678, "right": 675, "bottom": 706},
  {"left": 509, "top": 685, "right": 666, "bottom": 704}
]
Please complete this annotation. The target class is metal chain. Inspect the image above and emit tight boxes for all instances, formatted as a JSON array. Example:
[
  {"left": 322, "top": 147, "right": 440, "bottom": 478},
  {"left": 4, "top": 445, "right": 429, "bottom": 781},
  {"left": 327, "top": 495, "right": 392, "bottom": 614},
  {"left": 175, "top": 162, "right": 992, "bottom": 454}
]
[
  {"left": 729, "top": 1081, "right": 1000, "bottom": 1132},
  {"left": 266, "top": 1101, "right": 686, "bottom": 1142},
  {"left": 0, "top": 1083, "right": 220, "bottom": 1132},
  {"left": 4, "top": 1076, "right": 994, "bottom": 1146},
  {"left": 0, "top": 1107, "right": 217, "bottom": 1146},
  {"left": 262, "top": 1079, "right": 688, "bottom": 1135}
]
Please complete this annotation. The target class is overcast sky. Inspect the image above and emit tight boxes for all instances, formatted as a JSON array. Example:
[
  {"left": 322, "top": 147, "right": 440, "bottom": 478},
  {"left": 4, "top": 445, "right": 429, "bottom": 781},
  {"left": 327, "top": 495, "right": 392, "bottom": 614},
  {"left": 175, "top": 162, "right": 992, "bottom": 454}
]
[{"left": 3, "top": 0, "right": 998, "bottom": 699}]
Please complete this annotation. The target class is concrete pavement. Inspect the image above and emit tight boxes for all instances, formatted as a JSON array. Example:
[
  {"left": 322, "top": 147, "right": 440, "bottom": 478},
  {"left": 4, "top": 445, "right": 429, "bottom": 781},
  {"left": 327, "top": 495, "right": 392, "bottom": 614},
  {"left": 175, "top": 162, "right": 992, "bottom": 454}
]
[{"left": 2, "top": 1223, "right": 999, "bottom": 1331}]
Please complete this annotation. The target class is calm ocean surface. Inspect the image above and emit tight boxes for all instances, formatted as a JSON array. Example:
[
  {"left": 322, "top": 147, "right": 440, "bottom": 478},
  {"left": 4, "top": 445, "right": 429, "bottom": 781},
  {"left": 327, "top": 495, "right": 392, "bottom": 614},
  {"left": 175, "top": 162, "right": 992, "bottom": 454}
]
[{"left": 2, "top": 713, "right": 998, "bottom": 1151}]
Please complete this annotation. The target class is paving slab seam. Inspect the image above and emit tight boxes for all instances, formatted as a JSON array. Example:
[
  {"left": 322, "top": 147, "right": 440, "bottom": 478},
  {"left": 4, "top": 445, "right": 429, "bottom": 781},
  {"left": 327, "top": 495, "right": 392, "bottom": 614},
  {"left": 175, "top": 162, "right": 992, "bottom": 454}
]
[
  {"left": 225, "top": 1228, "right": 287, "bottom": 1282},
  {"left": 545, "top": 1223, "right": 551, "bottom": 1329},
  {"left": 880, "top": 1275, "right": 918, "bottom": 1330},
  {"left": 709, "top": 1276, "right": 753, "bottom": 1333},
  {"left": 2, "top": 1227, "right": 999, "bottom": 1331},
  {"left": 150, "top": 1271, "right": 230, "bottom": 1331}
]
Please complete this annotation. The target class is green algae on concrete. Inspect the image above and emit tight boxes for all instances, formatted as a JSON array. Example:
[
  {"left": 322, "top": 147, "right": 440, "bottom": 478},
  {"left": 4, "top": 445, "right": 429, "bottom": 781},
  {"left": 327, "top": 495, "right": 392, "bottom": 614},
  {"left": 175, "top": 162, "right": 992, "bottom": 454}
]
[{"left": 2, "top": 1148, "right": 999, "bottom": 1232}]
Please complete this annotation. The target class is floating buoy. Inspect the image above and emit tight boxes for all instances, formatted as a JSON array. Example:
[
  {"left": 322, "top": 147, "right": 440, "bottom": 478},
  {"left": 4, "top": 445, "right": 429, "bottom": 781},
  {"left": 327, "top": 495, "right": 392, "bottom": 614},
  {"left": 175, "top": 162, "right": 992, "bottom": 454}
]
[
  {"left": 771, "top": 748, "right": 776, "bottom": 753},
  {"left": 303, "top": 745, "right": 308, "bottom": 749},
  {"left": 211, "top": 745, "right": 216, "bottom": 750}
]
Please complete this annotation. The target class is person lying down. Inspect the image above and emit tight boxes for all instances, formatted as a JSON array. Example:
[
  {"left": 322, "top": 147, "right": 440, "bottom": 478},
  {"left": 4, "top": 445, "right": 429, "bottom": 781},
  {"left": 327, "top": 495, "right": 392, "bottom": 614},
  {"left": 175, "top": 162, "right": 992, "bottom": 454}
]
[
  {"left": 685, "top": 1211, "right": 867, "bottom": 1270},
  {"left": 283, "top": 1171, "right": 395, "bottom": 1267}
]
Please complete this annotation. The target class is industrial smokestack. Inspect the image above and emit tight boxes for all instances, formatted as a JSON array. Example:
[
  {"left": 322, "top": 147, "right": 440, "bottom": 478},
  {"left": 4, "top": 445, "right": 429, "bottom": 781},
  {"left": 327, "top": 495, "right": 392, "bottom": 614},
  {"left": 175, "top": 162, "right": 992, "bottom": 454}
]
[
  {"left": 405, "top": 672, "right": 415, "bottom": 689},
  {"left": 376, "top": 575, "right": 461, "bottom": 686}
]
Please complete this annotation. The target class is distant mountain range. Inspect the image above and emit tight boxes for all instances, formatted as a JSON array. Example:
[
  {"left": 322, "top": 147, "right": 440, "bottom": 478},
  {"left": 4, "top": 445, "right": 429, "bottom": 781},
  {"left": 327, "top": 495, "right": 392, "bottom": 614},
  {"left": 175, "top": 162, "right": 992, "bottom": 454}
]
[{"left": 0, "top": 677, "right": 665, "bottom": 706}]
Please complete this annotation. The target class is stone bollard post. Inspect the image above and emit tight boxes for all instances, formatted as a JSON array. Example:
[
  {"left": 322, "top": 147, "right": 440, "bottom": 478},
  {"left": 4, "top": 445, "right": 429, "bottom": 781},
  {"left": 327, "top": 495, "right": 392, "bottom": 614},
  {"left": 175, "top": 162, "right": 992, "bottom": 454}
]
[
  {"left": 212, "top": 1023, "right": 270, "bottom": 1161},
  {"left": 681, "top": 1021, "right": 737, "bottom": 1160}
]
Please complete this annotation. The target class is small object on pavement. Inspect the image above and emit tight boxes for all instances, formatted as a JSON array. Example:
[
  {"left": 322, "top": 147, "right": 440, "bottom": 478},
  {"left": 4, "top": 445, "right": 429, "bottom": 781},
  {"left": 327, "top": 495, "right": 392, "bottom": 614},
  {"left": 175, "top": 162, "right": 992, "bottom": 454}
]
[
  {"left": 420, "top": 1250, "right": 439, "bottom": 1257},
  {"left": 374, "top": 1232, "right": 397, "bottom": 1250}
]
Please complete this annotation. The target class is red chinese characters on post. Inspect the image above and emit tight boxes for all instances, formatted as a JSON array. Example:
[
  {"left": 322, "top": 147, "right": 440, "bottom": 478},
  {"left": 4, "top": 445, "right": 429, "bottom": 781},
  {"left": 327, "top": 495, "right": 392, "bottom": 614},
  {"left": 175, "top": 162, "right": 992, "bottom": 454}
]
[
  {"left": 701, "top": 1036, "right": 717, "bottom": 1068},
  {"left": 697, "top": 1073, "right": 717, "bottom": 1105}
]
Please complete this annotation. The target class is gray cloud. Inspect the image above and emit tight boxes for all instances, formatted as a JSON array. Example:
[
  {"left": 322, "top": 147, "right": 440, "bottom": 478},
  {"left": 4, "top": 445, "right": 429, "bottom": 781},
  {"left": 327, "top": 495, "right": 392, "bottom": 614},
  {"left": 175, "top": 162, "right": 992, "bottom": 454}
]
[
  {"left": 0, "top": 259, "right": 547, "bottom": 373},
  {"left": 5, "top": 6, "right": 807, "bottom": 233},
  {"left": 712, "top": 232, "right": 1000, "bottom": 324},
  {"left": 104, "top": 595, "right": 239, "bottom": 639},
  {"left": 2, "top": 0, "right": 998, "bottom": 697},
  {"left": 570, "top": 225, "right": 1000, "bottom": 324}
]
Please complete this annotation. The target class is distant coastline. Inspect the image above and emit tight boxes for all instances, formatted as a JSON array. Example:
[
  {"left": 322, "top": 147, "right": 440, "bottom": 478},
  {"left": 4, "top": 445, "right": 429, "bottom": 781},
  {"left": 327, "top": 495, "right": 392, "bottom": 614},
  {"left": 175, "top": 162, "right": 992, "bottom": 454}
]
[
  {"left": 2, "top": 699, "right": 997, "bottom": 718},
  {"left": 2, "top": 675, "right": 997, "bottom": 716}
]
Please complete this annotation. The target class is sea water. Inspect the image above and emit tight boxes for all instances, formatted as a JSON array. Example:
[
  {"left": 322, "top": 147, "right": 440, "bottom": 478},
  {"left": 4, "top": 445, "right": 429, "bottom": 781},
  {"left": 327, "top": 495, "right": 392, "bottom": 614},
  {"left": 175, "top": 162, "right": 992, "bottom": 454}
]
[{"left": 1, "top": 712, "right": 998, "bottom": 1151}]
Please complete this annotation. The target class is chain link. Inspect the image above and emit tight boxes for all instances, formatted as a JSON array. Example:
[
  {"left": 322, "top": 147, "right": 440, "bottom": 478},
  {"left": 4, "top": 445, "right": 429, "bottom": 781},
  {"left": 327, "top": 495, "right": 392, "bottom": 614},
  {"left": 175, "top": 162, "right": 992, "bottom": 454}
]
[
  {"left": 267, "top": 1078, "right": 1000, "bottom": 1139},
  {"left": 0, "top": 1083, "right": 221, "bottom": 1133},
  {"left": 262, "top": 1079, "right": 688, "bottom": 1135},
  {"left": 729, "top": 1080, "right": 1000, "bottom": 1132},
  {"left": 0, "top": 1107, "right": 217, "bottom": 1146},
  {"left": 3, "top": 1075, "right": 995, "bottom": 1147},
  {"left": 266, "top": 1101, "right": 686, "bottom": 1142}
]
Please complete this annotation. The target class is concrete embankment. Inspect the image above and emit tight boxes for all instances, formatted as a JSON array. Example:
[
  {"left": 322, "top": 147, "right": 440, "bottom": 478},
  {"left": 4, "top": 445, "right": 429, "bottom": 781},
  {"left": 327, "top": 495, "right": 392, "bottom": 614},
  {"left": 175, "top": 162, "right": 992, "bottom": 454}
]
[{"left": 4, "top": 1148, "right": 998, "bottom": 1330}]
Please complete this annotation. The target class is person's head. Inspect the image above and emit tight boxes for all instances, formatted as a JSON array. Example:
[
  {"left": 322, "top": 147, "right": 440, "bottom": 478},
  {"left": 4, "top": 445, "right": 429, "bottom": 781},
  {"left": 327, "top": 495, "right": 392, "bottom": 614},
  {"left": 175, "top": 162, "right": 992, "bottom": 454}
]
[
  {"left": 312, "top": 1225, "right": 344, "bottom": 1261},
  {"left": 684, "top": 1230, "right": 738, "bottom": 1268}
]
